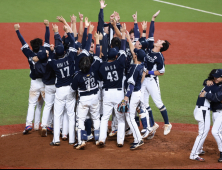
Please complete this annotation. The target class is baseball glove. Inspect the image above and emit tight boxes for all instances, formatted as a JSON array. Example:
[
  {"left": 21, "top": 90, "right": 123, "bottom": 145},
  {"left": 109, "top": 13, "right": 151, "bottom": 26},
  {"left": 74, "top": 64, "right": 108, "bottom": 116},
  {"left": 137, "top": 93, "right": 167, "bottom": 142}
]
[{"left": 117, "top": 100, "right": 129, "bottom": 113}]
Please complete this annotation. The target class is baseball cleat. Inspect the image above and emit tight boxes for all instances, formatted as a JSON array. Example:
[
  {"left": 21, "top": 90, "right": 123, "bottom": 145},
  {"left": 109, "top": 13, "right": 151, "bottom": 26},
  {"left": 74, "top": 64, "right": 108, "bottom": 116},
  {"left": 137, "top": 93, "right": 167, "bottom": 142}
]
[
  {"left": 50, "top": 141, "right": 60, "bottom": 146},
  {"left": 76, "top": 141, "right": 86, "bottom": 150},
  {"left": 147, "top": 130, "right": 156, "bottom": 140},
  {"left": 69, "top": 143, "right": 75, "bottom": 145},
  {"left": 163, "top": 123, "right": 172, "bottom": 135},
  {"left": 142, "top": 129, "right": 152, "bottom": 139},
  {"left": 73, "top": 143, "right": 79, "bottom": 148},
  {"left": 23, "top": 125, "right": 32, "bottom": 134},
  {"left": 99, "top": 141, "right": 105, "bottom": 147},
  {"left": 199, "top": 150, "right": 205, "bottom": 155},
  {"left": 109, "top": 130, "right": 117, "bottom": 137},
  {"left": 117, "top": 143, "right": 123, "bottom": 147},
  {"left": 87, "top": 134, "right": 94, "bottom": 141},
  {"left": 34, "top": 124, "right": 39, "bottom": 131},
  {"left": 62, "top": 135, "right": 68, "bottom": 141},
  {"left": 47, "top": 127, "right": 53, "bottom": 132},
  {"left": 125, "top": 128, "right": 133, "bottom": 136},
  {"left": 191, "top": 157, "right": 205, "bottom": 162},
  {"left": 130, "top": 140, "right": 144, "bottom": 150},
  {"left": 95, "top": 141, "right": 100, "bottom": 146},
  {"left": 141, "top": 129, "right": 146, "bottom": 134},
  {"left": 152, "top": 123, "right": 159, "bottom": 132},
  {"left": 41, "top": 127, "right": 47, "bottom": 137},
  {"left": 218, "top": 157, "right": 222, "bottom": 162}
]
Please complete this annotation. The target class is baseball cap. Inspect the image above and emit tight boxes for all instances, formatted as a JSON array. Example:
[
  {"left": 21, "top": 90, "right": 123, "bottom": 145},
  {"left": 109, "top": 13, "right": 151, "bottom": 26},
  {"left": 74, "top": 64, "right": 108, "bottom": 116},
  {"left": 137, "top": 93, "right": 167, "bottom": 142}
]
[
  {"left": 212, "top": 69, "right": 222, "bottom": 78},
  {"left": 55, "top": 45, "right": 64, "bottom": 56},
  {"left": 139, "top": 37, "right": 148, "bottom": 50},
  {"left": 75, "top": 42, "right": 82, "bottom": 50},
  {"left": 134, "top": 48, "right": 146, "bottom": 62},
  {"left": 37, "top": 46, "right": 47, "bottom": 62},
  {"left": 108, "top": 48, "right": 118, "bottom": 60}
]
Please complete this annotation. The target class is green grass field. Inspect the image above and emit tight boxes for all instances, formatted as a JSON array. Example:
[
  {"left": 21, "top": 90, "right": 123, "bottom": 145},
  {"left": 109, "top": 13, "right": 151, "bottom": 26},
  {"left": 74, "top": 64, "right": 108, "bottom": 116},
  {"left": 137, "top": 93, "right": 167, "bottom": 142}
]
[
  {"left": 0, "top": 63, "right": 221, "bottom": 125},
  {"left": 0, "top": 0, "right": 222, "bottom": 126}
]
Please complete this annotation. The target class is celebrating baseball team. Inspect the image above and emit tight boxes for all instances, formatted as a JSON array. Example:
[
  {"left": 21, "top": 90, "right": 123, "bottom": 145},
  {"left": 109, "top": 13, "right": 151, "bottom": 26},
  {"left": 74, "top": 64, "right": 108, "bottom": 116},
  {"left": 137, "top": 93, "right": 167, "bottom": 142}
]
[{"left": 13, "top": 0, "right": 222, "bottom": 162}]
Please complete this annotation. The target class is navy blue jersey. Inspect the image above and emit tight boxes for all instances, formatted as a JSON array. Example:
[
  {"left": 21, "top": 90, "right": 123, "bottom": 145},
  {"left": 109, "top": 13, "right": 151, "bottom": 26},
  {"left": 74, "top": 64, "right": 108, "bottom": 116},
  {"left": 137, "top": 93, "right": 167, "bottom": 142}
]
[
  {"left": 48, "top": 33, "right": 77, "bottom": 88},
  {"left": 71, "top": 56, "right": 102, "bottom": 97},
  {"left": 196, "top": 84, "right": 219, "bottom": 108},
  {"left": 125, "top": 63, "right": 144, "bottom": 92},
  {"left": 99, "top": 50, "right": 126, "bottom": 89}
]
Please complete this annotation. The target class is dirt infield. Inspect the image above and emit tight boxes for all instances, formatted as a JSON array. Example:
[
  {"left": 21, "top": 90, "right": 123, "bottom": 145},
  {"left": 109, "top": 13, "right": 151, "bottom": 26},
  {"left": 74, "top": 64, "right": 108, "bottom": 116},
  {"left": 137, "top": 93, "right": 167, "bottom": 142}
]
[
  {"left": 0, "top": 122, "right": 221, "bottom": 169},
  {"left": 1, "top": 22, "right": 222, "bottom": 70}
]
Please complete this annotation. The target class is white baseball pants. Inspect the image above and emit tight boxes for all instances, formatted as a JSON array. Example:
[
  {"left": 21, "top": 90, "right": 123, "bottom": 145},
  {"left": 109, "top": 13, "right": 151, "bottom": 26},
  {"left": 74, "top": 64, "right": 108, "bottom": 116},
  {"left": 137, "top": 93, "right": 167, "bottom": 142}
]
[
  {"left": 34, "top": 96, "right": 44, "bottom": 129},
  {"left": 77, "top": 93, "right": 100, "bottom": 144},
  {"left": 53, "top": 86, "right": 75, "bottom": 144},
  {"left": 26, "top": 79, "right": 45, "bottom": 126},
  {"left": 62, "top": 109, "right": 69, "bottom": 136},
  {"left": 126, "top": 91, "right": 142, "bottom": 143},
  {"left": 99, "top": 89, "right": 125, "bottom": 145},
  {"left": 190, "top": 106, "right": 211, "bottom": 159},
  {"left": 41, "top": 85, "right": 56, "bottom": 127},
  {"left": 212, "top": 111, "right": 222, "bottom": 152}
]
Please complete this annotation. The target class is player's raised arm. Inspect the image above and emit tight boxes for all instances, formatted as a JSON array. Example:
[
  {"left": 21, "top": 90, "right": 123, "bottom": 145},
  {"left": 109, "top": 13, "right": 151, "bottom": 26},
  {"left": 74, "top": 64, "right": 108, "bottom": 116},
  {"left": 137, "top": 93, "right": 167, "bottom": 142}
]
[
  {"left": 126, "top": 30, "right": 135, "bottom": 55},
  {"left": 132, "top": 12, "right": 140, "bottom": 41},
  {"left": 94, "top": 32, "right": 100, "bottom": 57},
  {"left": 141, "top": 21, "right": 147, "bottom": 38},
  {"left": 77, "top": 12, "right": 84, "bottom": 43},
  {"left": 14, "top": 24, "right": 26, "bottom": 46},
  {"left": 110, "top": 19, "right": 121, "bottom": 39},
  {"left": 70, "top": 14, "right": 77, "bottom": 38},
  {"left": 99, "top": 33, "right": 103, "bottom": 59},
  {"left": 56, "top": 16, "right": 72, "bottom": 33},
  {"left": 120, "top": 23, "right": 126, "bottom": 51},
  {"left": 83, "top": 24, "right": 94, "bottom": 52},
  {"left": 97, "top": 0, "right": 107, "bottom": 34},
  {"left": 82, "top": 17, "right": 91, "bottom": 49},
  {"left": 44, "top": 20, "right": 50, "bottom": 50}
]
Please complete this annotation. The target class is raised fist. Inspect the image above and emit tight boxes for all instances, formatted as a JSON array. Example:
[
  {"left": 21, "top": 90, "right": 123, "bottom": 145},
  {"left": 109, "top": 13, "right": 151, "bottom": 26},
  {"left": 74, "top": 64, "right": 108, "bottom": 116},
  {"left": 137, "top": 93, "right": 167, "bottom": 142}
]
[
  {"left": 14, "top": 24, "right": 20, "bottom": 31},
  {"left": 44, "top": 20, "right": 49, "bottom": 26}
]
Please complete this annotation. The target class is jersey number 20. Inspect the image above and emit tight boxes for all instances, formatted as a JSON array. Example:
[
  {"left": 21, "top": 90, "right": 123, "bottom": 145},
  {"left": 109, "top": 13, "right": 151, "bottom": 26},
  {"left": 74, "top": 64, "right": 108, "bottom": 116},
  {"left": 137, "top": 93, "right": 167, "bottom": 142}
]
[{"left": 107, "top": 71, "right": 119, "bottom": 82}]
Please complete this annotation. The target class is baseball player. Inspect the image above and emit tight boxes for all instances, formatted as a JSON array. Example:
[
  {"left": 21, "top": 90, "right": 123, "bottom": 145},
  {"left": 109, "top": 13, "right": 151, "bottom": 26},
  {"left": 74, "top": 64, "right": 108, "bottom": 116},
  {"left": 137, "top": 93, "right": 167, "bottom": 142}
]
[
  {"left": 98, "top": 24, "right": 127, "bottom": 147},
  {"left": 71, "top": 31, "right": 101, "bottom": 149},
  {"left": 48, "top": 17, "right": 77, "bottom": 146},
  {"left": 189, "top": 69, "right": 219, "bottom": 161},
  {"left": 14, "top": 24, "right": 46, "bottom": 134},
  {"left": 199, "top": 69, "right": 222, "bottom": 163}
]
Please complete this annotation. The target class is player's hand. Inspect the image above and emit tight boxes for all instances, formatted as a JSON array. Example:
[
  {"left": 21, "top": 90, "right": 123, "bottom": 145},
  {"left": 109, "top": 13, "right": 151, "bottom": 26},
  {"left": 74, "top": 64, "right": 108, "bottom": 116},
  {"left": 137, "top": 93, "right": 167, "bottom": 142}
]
[
  {"left": 199, "top": 90, "right": 206, "bottom": 97},
  {"left": 94, "top": 32, "right": 99, "bottom": 40},
  {"left": 50, "top": 44, "right": 54, "bottom": 51},
  {"left": 114, "top": 11, "right": 120, "bottom": 23},
  {"left": 100, "top": 0, "right": 107, "bottom": 9},
  {"left": 85, "top": 17, "right": 91, "bottom": 28},
  {"left": 63, "top": 25, "right": 68, "bottom": 33},
  {"left": 44, "top": 20, "right": 49, "bottom": 27},
  {"left": 99, "top": 33, "right": 103, "bottom": 40},
  {"left": 141, "top": 21, "right": 147, "bottom": 30},
  {"left": 152, "top": 10, "right": 160, "bottom": 21},
  {"left": 206, "top": 80, "right": 214, "bottom": 86},
  {"left": 14, "top": 24, "right": 20, "bottom": 31},
  {"left": 52, "top": 24, "right": 58, "bottom": 32},
  {"left": 79, "top": 12, "right": 83, "bottom": 21},
  {"left": 70, "top": 14, "right": 77, "bottom": 23},
  {"left": 33, "top": 56, "right": 39, "bottom": 62},
  {"left": 57, "top": 16, "right": 66, "bottom": 24},
  {"left": 132, "top": 11, "right": 137, "bottom": 22},
  {"left": 88, "top": 24, "right": 94, "bottom": 34},
  {"left": 120, "top": 23, "right": 126, "bottom": 33},
  {"left": 46, "top": 50, "right": 49, "bottom": 57},
  {"left": 110, "top": 19, "right": 116, "bottom": 26},
  {"left": 110, "top": 13, "right": 115, "bottom": 21},
  {"left": 124, "top": 96, "right": 129, "bottom": 103}
]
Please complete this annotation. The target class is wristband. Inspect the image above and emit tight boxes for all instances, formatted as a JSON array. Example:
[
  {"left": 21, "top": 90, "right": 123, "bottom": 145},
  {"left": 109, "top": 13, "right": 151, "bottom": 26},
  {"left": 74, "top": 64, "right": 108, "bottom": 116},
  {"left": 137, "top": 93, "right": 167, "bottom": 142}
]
[
  {"left": 149, "top": 71, "right": 155, "bottom": 75},
  {"left": 143, "top": 30, "right": 146, "bottom": 33}
]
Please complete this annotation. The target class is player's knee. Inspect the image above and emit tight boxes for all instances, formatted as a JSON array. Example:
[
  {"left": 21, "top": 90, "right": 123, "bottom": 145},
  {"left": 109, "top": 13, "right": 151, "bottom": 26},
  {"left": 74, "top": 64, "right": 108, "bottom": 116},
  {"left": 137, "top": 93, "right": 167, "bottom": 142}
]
[{"left": 159, "top": 105, "right": 166, "bottom": 111}]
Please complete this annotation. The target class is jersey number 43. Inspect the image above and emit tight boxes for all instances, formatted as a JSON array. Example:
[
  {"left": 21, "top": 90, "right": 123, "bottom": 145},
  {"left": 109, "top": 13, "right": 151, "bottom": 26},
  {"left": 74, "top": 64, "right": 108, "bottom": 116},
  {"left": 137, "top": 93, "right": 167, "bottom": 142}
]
[{"left": 107, "top": 71, "right": 119, "bottom": 82}]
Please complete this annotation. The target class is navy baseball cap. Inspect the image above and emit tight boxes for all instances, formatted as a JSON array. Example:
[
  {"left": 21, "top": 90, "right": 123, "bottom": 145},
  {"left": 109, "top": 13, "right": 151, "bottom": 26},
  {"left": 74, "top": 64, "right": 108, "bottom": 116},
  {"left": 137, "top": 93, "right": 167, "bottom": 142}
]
[
  {"left": 37, "top": 46, "right": 47, "bottom": 62},
  {"left": 108, "top": 48, "right": 118, "bottom": 60},
  {"left": 134, "top": 48, "right": 146, "bottom": 62},
  {"left": 55, "top": 45, "right": 64, "bottom": 56},
  {"left": 139, "top": 37, "right": 148, "bottom": 50},
  {"left": 75, "top": 42, "right": 82, "bottom": 50},
  {"left": 212, "top": 69, "right": 222, "bottom": 78}
]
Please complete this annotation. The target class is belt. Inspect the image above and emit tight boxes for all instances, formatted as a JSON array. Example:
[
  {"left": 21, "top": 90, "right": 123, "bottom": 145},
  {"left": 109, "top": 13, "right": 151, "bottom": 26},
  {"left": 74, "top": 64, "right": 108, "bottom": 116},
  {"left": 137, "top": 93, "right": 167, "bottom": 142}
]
[
  {"left": 197, "top": 105, "right": 210, "bottom": 110},
  {"left": 104, "top": 88, "right": 122, "bottom": 91}
]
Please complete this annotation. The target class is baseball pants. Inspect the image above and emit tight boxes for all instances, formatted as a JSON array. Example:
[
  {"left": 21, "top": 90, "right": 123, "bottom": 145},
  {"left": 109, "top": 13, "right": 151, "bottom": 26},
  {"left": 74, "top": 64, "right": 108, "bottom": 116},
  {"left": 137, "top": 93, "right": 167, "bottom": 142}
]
[
  {"left": 26, "top": 79, "right": 45, "bottom": 126},
  {"left": 53, "top": 86, "right": 76, "bottom": 144},
  {"left": 99, "top": 89, "right": 125, "bottom": 145},
  {"left": 126, "top": 91, "right": 142, "bottom": 143},
  {"left": 77, "top": 93, "right": 100, "bottom": 144},
  {"left": 190, "top": 106, "right": 211, "bottom": 159},
  {"left": 41, "top": 85, "right": 56, "bottom": 128},
  {"left": 34, "top": 96, "right": 44, "bottom": 129},
  {"left": 212, "top": 111, "right": 222, "bottom": 152}
]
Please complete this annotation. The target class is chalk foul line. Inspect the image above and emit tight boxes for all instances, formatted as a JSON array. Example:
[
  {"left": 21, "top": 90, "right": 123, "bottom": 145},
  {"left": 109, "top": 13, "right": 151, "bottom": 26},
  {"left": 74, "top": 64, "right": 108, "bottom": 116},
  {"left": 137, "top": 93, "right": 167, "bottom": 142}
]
[{"left": 153, "top": 0, "right": 222, "bottom": 17}]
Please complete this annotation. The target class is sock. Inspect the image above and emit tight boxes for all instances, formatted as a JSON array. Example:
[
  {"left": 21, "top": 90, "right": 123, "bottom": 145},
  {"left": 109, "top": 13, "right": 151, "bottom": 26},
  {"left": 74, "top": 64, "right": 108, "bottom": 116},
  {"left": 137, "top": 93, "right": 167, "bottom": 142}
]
[
  {"left": 85, "top": 119, "right": 92, "bottom": 136},
  {"left": 135, "top": 116, "right": 140, "bottom": 127},
  {"left": 160, "top": 106, "right": 169, "bottom": 124},
  {"left": 220, "top": 152, "right": 222, "bottom": 158},
  {"left": 147, "top": 109, "right": 154, "bottom": 127}
]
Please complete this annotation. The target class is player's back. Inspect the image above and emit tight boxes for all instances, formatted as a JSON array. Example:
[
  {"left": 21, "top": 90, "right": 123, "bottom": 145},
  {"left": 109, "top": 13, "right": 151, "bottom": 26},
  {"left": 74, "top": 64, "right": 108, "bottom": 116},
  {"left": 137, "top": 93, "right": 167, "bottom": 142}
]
[{"left": 99, "top": 60, "right": 124, "bottom": 89}]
